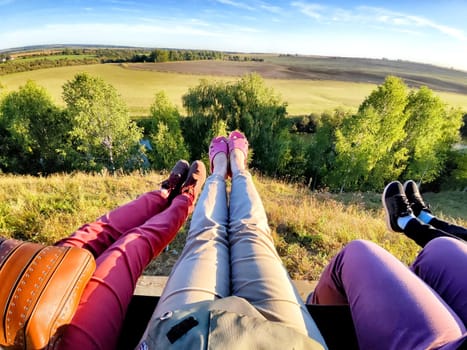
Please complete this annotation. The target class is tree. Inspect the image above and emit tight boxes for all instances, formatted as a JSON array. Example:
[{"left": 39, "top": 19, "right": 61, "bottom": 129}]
[
  {"left": 332, "top": 108, "right": 381, "bottom": 190},
  {"left": 150, "top": 49, "right": 169, "bottom": 62},
  {"left": 331, "top": 76, "right": 409, "bottom": 191},
  {"left": 443, "top": 150, "right": 467, "bottom": 190},
  {"left": 182, "top": 79, "right": 230, "bottom": 160},
  {"left": 402, "top": 86, "right": 463, "bottom": 183},
  {"left": 307, "top": 109, "right": 345, "bottom": 190},
  {"left": 182, "top": 74, "right": 294, "bottom": 176},
  {"left": 461, "top": 114, "right": 467, "bottom": 137},
  {"left": 0, "top": 80, "right": 71, "bottom": 174},
  {"left": 147, "top": 91, "right": 189, "bottom": 170},
  {"left": 62, "top": 73, "right": 143, "bottom": 172}
]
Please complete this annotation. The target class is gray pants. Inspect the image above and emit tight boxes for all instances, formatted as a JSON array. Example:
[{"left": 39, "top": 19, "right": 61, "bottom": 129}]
[{"left": 154, "top": 170, "right": 325, "bottom": 344}]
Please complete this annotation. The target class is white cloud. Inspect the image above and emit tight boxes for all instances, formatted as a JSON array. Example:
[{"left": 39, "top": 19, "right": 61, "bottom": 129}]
[
  {"left": 359, "top": 6, "right": 466, "bottom": 39},
  {"left": 55, "top": 22, "right": 219, "bottom": 37},
  {"left": 213, "top": 0, "right": 282, "bottom": 15},
  {"left": 260, "top": 3, "right": 282, "bottom": 14},
  {"left": 224, "top": 23, "right": 262, "bottom": 33},
  {"left": 214, "top": 0, "right": 255, "bottom": 11},
  {"left": 403, "top": 14, "right": 466, "bottom": 41},
  {"left": 109, "top": 6, "right": 142, "bottom": 14},
  {"left": 291, "top": 2, "right": 466, "bottom": 41},
  {"left": 0, "top": 22, "right": 224, "bottom": 50},
  {"left": 291, "top": 1, "right": 325, "bottom": 20},
  {"left": 103, "top": 0, "right": 137, "bottom": 5}
]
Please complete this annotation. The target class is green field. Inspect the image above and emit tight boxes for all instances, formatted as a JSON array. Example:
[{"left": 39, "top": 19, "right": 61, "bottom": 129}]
[
  {"left": 16, "top": 54, "right": 97, "bottom": 62},
  {"left": 2, "top": 63, "right": 466, "bottom": 116}
]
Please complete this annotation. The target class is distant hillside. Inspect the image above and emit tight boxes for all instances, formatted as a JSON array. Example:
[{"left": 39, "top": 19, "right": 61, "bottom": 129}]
[
  {"left": 266, "top": 55, "right": 467, "bottom": 94},
  {"left": 128, "top": 55, "right": 467, "bottom": 95},
  {"left": 2, "top": 44, "right": 466, "bottom": 94},
  {"left": 0, "top": 44, "right": 144, "bottom": 54}
]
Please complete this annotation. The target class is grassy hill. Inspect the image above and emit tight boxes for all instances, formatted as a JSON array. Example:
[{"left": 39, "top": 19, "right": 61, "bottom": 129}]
[{"left": 1, "top": 172, "right": 465, "bottom": 279}]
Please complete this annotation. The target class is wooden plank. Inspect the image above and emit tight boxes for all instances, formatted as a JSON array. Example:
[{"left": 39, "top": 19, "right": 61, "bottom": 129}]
[
  {"left": 121, "top": 292, "right": 358, "bottom": 350},
  {"left": 293, "top": 279, "right": 318, "bottom": 301},
  {"left": 134, "top": 275, "right": 168, "bottom": 296},
  {"left": 126, "top": 277, "right": 358, "bottom": 350},
  {"left": 135, "top": 275, "right": 318, "bottom": 302}
]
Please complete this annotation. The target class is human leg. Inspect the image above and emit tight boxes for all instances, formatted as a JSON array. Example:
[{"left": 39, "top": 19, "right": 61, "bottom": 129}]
[
  {"left": 404, "top": 180, "right": 467, "bottom": 241},
  {"left": 311, "top": 239, "right": 466, "bottom": 350},
  {"left": 422, "top": 217, "right": 467, "bottom": 240},
  {"left": 56, "top": 160, "right": 190, "bottom": 257},
  {"left": 403, "top": 218, "right": 463, "bottom": 247},
  {"left": 227, "top": 132, "right": 326, "bottom": 344},
  {"left": 383, "top": 181, "right": 461, "bottom": 247},
  {"left": 411, "top": 237, "right": 467, "bottom": 325},
  {"left": 58, "top": 193, "right": 194, "bottom": 350},
  {"left": 153, "top": 149, "right": 231, "bottom": 317},
  {"left": 55, "top": 191, "right": 170, "bottom": 256}
]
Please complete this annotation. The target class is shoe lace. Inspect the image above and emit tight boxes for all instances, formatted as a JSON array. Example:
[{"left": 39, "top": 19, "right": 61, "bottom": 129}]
[
  {"left": 413, "top": 192, "right": 430, "bottom": 211},
  {"left": 392, "top": 194, "right": 413, "bottom": 217},
  {"left": 162, "top": 173, "right": 182, "bottom": 191}
]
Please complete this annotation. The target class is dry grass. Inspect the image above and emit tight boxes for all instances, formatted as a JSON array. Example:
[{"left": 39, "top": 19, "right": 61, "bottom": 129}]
[
  {"left": 1, "top": 172, "right": 464, "bottom": 281},
  {"left": 253, "top": 175, "right": 422, "bottom": 279}
]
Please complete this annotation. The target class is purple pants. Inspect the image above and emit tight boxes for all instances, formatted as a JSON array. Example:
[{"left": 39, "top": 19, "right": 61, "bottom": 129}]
[
  {"left": 55, "top": 190, "right": 191, "bottom": 350},
  {"left": 312, "top": 238, "right": 467, "bottom": 350}
]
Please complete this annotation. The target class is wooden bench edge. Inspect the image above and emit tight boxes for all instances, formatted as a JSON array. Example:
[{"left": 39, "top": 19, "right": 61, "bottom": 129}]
[{"left": 136, "top": 275, "right": 319, "bottom": 302}]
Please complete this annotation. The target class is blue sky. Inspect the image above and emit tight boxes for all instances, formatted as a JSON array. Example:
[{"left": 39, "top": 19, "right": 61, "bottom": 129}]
[{"left": 1, "top": 0, "right": 467, "bottom": 71}]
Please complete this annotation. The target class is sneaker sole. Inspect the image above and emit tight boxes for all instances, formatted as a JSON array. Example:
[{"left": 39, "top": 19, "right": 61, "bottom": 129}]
[{"left": 382, "top": 181, "right": 402, "bottom": 233}]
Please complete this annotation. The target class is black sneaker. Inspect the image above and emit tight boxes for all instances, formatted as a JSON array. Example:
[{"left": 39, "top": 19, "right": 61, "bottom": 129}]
[
  {"left": 382, "top": 181, "right": 413, "bottom": 232},
  {"left": 403, "top": 180, "right": 431, "bottom": 217},
  {"left": 161, "top": 160, "right": 190, "bottom": 201}
]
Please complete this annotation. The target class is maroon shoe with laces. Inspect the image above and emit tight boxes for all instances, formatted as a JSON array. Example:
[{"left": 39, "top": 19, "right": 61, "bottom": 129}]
[
  {"left": 180, "top": 160, "right": 206, "bottom": 213},
  {"left": 161, "top": 160, "right": 190, "bottom": 201}
]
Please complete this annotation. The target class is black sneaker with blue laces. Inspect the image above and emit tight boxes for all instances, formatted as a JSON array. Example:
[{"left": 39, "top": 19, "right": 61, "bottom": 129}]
[
  {"left": 382, "top": 181, "right": 414, "bottom": 233},
  {"left": 403, "top": 180, "right": 431, "bottom": 217}
]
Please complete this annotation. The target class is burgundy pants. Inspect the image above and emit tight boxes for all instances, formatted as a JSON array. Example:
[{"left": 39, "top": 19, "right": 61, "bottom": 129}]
[
  {"left": 55, "top": 190, "right": 191, "bottom": 350},
  {"left": 312, "top": 238, "right": 467, "bottom": 350}
]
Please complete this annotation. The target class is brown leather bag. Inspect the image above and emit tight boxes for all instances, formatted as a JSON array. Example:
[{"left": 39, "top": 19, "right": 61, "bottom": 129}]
[{"left": 0, "top": 238, "right": 96, "bottom": 349}]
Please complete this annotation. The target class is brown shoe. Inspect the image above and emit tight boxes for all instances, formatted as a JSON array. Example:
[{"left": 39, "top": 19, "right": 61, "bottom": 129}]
[
  {"left": 161, "top": 160, "right": 190, "bottom": 200},
  {"left": 180, "top": 160, "right": 206, "bottom": 211}
]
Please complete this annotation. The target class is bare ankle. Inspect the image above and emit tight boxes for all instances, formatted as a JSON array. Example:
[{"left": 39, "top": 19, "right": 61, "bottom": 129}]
[
  {"left": 213, "top": 153, "right": 228, "bottom": 177},
  {"left": 230, "top": 149, "right": 245, "bottom": 174}
]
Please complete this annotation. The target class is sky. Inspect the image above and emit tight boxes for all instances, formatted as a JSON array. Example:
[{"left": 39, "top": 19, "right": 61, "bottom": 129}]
[{"left": 1, "top": 0, "right": 467, "bottom": 71}]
